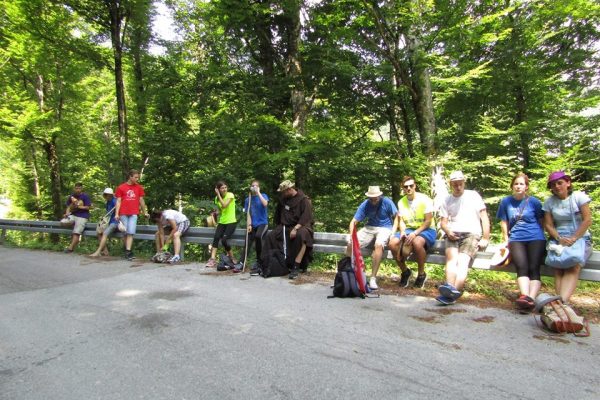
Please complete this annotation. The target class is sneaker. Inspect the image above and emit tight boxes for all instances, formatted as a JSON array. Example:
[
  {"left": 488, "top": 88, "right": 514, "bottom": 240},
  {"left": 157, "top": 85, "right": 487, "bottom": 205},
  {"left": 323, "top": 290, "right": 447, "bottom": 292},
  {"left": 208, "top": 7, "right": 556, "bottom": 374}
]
[
  {"left": 232, "top": 262, "right": 243, "bottom": 273},
  {"left": 369, "top": 276, "right": 378, "bottom": 290},
  {"left": 63, "top": 248, "right": 73, "bottom": 253},
  {"left": 126, "top": 250, "right": 135, "bottom": 261},
  {"left": 206, "top": 258, "right": 216, "bottom": 268},
  {"left": 399, "top": 269, "right": 412, "bottom": 287},
  {"left": 439, "top": 283, "right": 461, "bottom": 299},
  {"left": 168, "top": 255, "right": 181, "bottom": 264},
  {"left": 436, "top": 295, "right": 456, "bottom": 305},
  {"left": 289, "top": 267, "right": 299, "bottom": 280},
  {"left": 413, "top": 273, "right": 428, "bottom": 289}
]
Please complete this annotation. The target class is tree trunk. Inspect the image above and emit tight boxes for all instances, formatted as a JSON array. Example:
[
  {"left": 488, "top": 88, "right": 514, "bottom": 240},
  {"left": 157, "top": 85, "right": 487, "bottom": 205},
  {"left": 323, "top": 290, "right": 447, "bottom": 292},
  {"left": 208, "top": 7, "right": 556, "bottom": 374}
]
[
  {"left": 27, "top": 143, "right": 43, "bottom": 220},
  {"left": 108, "top": 0, "right": 130, "bottom": 178}
]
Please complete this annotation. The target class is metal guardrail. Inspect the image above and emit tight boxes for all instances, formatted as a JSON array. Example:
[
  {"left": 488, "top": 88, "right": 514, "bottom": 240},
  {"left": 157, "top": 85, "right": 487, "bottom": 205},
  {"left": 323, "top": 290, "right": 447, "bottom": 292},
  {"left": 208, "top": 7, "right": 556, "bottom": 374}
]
[{"left": 1, "top": 218, "right": 598, "bottom": 282}]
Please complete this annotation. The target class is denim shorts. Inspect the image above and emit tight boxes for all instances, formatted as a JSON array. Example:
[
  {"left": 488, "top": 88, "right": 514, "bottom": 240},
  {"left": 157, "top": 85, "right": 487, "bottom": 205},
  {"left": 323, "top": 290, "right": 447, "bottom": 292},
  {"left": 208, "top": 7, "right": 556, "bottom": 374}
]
[
  {"left": 102, "top": 222, "right": 118, "bottom": 237},
  {"left": 394, "top": 228, "right": 437, "bottom": 249},
  {"left": 119, "top": 215, "right": 138, "bottom": 235}
]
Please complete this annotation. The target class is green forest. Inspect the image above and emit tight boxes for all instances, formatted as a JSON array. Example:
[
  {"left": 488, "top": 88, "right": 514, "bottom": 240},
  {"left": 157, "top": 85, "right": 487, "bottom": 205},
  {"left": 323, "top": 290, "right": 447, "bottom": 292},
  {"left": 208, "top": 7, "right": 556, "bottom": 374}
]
[{"left": 1, "top": 0, "right": 599, "bottom": 241}]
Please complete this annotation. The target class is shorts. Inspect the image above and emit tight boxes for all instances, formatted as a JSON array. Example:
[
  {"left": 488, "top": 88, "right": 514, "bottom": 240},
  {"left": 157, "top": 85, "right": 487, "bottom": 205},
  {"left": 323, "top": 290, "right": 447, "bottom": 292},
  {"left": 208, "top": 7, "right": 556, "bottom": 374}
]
[
  {"left": 103, "top": 222, "right": 118, "bottom": 237},
  {"left": 445, "top": 233, "right": 481, "bottom": 259},
  {"left": 120, "top": 215, "right": 138, "bottom": 235},
  {"left": 394, "top": 228, "right": 437, "bottom": 249},
  {"left": 176, "top": 220, "right": 190, "bottom": 235},
  {"left": 353, "top": 226, "right": 393, "bottom": 248},
  {"left": 72, "top": 216, "right": 88, "bottom": 235}
]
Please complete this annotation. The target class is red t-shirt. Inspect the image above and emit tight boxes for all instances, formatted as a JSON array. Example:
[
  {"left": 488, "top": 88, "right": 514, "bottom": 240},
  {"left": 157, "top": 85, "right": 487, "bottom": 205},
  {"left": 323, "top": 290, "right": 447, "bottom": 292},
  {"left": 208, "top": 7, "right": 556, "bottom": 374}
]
[{"left": 115, "top": 183, "right": 145, "bottom": 216}]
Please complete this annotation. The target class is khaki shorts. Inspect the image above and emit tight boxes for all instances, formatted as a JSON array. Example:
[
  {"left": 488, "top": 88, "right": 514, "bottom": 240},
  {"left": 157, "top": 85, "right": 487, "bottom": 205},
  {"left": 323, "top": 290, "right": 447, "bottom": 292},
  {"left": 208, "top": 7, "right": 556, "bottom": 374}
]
[
  {"left": 353, "top": 226, "right": 393, "bottom": 249},
  {"left": 71, "top": 216, "right": 88, "bottom": 235},
  {"left": 446, "top": 233, "right": 481, "bottom": 258}
]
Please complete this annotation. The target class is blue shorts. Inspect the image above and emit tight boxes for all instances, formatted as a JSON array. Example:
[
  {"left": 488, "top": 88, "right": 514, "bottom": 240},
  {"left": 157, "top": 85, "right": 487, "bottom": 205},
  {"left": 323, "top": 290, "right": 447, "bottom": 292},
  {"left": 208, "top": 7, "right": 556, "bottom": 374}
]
[
  {"left": 103, "top": 222, "right": 118, "bottom": 237},
  {"left": 120, "top": 215, "right": 138, "bottom": 235},
  {"left": 394, "top": 228, "right": 437, "bottom": 249}
]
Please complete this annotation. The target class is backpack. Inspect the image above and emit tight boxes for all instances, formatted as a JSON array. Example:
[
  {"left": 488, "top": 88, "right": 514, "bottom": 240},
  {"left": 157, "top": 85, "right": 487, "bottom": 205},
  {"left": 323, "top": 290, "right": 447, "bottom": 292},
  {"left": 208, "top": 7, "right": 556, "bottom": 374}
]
[
  {"left": 535, "top": 294, "right": 590, "bottom": 337},
  {"left": 260, "top": 248, "right": 289, "bottom": 277},
  {"left": 217, "top": 254, "right": 235, "bottom": 271},
  {"left": 330, "top": 256, "right": 363, "bottom": 298},
  {"left": 151, "top": 251, "right": 172, "bottom": 263}
]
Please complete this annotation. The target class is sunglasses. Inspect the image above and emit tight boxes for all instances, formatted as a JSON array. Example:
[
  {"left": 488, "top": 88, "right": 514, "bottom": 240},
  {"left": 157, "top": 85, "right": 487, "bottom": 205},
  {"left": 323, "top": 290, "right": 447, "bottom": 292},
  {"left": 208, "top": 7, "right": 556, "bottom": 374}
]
[{"left": 403, "top": 184, "right": 414, "bottom": 189}]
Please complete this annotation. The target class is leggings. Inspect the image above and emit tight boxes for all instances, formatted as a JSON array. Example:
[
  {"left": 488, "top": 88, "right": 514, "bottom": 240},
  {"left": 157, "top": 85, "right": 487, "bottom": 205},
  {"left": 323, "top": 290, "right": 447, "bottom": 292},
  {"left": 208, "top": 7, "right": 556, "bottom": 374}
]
[
  {"left": 240, "top": 224, "right": 268, "bottom": 263},
  {"left": 212, "top": 222, "right": 237, "bottom": 251},
  {"left": 508, "top": 240, "right": 546, "bottom": 280}
]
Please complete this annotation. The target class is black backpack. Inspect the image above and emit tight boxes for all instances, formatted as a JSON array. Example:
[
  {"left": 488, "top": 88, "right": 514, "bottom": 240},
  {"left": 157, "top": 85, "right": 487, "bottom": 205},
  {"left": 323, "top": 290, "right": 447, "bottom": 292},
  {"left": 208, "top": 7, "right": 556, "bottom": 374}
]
[
  {"left": 217, "top": 254, "right": 235, "bottom": 271},
  {"left": 261, "top": 248, "right": 289, "bottom": 277},
  {"left": 330, "top": 257, "right": 363, "bottom": 298}
]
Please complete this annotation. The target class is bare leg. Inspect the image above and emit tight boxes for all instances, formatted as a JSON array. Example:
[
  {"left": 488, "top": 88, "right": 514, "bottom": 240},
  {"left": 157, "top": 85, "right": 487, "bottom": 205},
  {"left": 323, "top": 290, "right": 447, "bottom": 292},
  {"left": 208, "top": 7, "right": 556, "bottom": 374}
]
[
  {"left": 67, "top": 234, "right": 80, "bottom": 251},
  {"left": 91, "top": 234, "right": 110, "bottom": 257},
  {"left": 558, "top": 265, "right": 581, "bottom": 303},
  {"left": 295, "top": 243, "right": 307, "bottom": 264},
  {"left": 529, "top": 280, "right": 542, "bottom": 299},
  {"left": 389, "top": 237, "right": 408, "bottom": 273},
  {"left": 410, "top": 237, "right": 427, "bottom": 275},
  {"left": 173, "top": 231, "right": 182, "bottom": 256},
  {"left": 125, "top": 235, "right": 133, "bottom": 251},
  {"left": 517, "top": 276, "right": 531, "bottom": 296},
  {"left": 453, "top": 253, "right": 471, "bottom": 291},
  {"left": 371, "top": 244, "right": 384, "bottom": 277}
]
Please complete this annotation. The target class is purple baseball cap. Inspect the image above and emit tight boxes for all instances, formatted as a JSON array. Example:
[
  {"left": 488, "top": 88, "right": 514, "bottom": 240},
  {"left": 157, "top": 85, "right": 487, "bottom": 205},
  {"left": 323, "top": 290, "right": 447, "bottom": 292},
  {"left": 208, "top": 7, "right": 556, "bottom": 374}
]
[{"left": 547, "top": 171, "right": 571, "bottom": 188}]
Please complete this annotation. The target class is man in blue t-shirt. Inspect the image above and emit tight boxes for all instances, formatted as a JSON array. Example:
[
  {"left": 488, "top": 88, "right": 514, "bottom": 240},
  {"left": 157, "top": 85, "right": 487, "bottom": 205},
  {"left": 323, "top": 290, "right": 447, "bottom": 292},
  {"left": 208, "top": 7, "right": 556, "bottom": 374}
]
[
  {"left": 347, "top": 186, "right": 398, "bottom": 289},
  {"left": 234, "top": 179, "right": 269, "bottom": 273}
]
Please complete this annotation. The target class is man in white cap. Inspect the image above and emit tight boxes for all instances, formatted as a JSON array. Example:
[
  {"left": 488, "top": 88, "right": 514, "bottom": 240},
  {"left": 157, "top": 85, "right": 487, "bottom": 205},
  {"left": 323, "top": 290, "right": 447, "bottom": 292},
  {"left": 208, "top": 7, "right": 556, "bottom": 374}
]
[
  {"left": 347, "top": 186, "right": 398, "bottom": 289},
  {"left": 437, "top": 171, "right": 490, "bottom": 305},
  {"left": 90, "top": 188, "right": 118, "bottom": 257}
]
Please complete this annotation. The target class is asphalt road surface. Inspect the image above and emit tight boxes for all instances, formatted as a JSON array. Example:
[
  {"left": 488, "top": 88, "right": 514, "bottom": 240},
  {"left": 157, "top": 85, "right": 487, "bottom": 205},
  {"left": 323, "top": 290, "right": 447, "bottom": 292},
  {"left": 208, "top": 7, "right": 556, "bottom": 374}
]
[{"left": 1, "top": 247, "right": 598, "bottom": 400}]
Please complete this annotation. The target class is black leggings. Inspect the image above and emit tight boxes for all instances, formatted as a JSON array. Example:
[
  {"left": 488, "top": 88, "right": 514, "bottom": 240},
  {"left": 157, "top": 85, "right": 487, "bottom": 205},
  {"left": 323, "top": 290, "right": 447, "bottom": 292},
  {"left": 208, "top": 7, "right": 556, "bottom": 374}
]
[
  {"left": 240, "top": 224, "right": 268, "bottom": 263},
  {"left": 212, "top": 222, "right": 237, "bottom": 251},
  {"left": 508, "top": 240, "right": 546, "bottom": 280}
]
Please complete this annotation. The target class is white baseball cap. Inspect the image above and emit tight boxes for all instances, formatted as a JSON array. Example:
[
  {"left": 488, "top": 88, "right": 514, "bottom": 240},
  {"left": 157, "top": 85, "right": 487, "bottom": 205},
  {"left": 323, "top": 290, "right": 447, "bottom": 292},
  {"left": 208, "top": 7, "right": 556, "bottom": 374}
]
[
  {"left": 449, "top": 171, "right": 466, "bottom": 182},
  {"left": 103, "top": 188, "right": 114, "bottom": 195}
]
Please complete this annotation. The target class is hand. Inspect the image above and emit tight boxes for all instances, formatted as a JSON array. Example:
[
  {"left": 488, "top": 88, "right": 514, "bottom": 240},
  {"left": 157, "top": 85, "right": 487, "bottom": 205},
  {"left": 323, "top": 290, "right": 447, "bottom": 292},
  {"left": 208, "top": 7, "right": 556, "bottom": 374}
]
[
  {"left": 446, "top": 231, "right": 459, "bottom": 241},
  {"left": 405, "top": 232, "right": 416, "bottom": 245},
  {"left": 115, "top": 215, "right": 120, "bottom": 221},
  {"left": 290, "top": 228, "right": 297, "bottom": 239},
  {"left": 478, "top": 238, "right": 489, "bottom": 250},
  {"left": 561, "top": 236, "right": 577, "bottom": 246},
  {"left": 247, "top": 226, "right": 252, "bottom": 233},
  {"left": 214, "top": 187, "right": 219, "bottom": 195}
]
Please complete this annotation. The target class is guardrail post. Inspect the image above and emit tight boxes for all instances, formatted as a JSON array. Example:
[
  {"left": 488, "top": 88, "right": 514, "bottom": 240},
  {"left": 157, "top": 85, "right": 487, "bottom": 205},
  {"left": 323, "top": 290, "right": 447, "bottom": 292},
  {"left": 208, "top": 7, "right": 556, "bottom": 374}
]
[
  {"left": 1, "top": 228, "right": 6, "bottom": 245},
  {"left": 180, "top": 241, "right": 185, "bottom": 261}
]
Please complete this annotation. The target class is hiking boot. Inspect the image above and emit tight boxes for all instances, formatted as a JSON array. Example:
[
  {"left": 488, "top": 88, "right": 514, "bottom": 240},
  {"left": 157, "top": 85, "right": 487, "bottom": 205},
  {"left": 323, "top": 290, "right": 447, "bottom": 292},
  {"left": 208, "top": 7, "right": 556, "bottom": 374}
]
[
  {"left": 168, "top": 255, "right": 181, "bottom": 264},
  {"left": 369, "top": 276, "right": 378, "bottom": 290},
  {"left": 125, "top": 250, "right": 135, "bottom": 261},
  {"left": 399, "top": 269, "right": 412, "bottom": 288},
  {"left": 289, "top": 266, "right": 299, "bottom": 280},
  {"left": 413, "top": 273, "right": 428, "bottom": 289},
  {"left": 438, "top": 283, "right": 461, "bottom": 300},
  {"left": 516, "top": 295, "right": 535, "bottom": 312},
  {"left": 436, "top": 295, "right": 456, "bottom": 305},
  {"left": 206, "top": 258, "right": 216, "bottom": 268}
]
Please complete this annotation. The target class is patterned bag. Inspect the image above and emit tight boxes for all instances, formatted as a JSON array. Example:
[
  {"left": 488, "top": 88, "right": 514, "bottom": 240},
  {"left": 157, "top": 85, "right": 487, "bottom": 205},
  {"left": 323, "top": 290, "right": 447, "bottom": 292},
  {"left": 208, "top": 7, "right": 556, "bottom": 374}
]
[{"left": 536, "top": 295, "right": 590, "bottom": 337}]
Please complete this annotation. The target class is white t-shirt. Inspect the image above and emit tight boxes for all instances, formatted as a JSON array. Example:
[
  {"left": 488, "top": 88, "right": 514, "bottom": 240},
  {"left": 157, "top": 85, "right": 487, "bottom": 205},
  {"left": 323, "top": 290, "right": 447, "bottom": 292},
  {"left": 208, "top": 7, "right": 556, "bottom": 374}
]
[
  {"left": 439, "top": 190, "right": 486, "bottom": 234},
  {"left": 162, "top": 209, "right": 188, "bottom": 225}
]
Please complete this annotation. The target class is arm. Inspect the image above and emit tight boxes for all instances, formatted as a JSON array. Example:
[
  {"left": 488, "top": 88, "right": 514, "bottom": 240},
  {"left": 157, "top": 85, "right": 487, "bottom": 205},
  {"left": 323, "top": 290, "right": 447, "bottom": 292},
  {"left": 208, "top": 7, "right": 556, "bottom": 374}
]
[
  {"left": 115, "top": 197, "right": 122, "bottom": 220},
  {"left": 139, "top": 197, "right": 148, "bottom": 217},
  {"left": 440, "top": 216, "right": 458, "bottom": 240},
  {"left": 257, "top": 189, "right": 268, "bottom": 207},
  {"left": 391, "top": 213, "right": 399, "bottom": 235},
  {"left": 562, "top": 203, "right": 592, "bottom": 246},
  {"left": 499, "top": 220, "right": 509, "bottom": 244},
  {"left": 348, "top": 218, "right": 358, "bottom": 235},
  {"left": 163, "top": 219, "right": 177, "bottom": 248},
  {"left": 543, "top": 212, "right": 560, "bottom": 242},
  {"left": 479, "top": 209, "right": 490, "bottom": 248},
  {"left": 405, "top": 213, "right": 432, "bottom": 245}
]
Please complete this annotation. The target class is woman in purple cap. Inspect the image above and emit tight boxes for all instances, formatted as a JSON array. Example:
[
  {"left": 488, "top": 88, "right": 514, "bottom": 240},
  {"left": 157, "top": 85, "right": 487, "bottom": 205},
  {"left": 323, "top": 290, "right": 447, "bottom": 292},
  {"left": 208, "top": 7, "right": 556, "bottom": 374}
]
[{"left": 542, "top": 171, "right": 592, "bottom": 303}]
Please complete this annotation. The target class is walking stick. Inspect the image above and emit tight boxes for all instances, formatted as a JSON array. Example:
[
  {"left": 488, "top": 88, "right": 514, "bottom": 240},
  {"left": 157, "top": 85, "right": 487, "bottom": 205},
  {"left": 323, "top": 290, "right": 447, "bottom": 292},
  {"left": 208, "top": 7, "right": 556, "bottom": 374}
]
[{"left": 240, "top": 189, "right": 252, "bottom": 275}]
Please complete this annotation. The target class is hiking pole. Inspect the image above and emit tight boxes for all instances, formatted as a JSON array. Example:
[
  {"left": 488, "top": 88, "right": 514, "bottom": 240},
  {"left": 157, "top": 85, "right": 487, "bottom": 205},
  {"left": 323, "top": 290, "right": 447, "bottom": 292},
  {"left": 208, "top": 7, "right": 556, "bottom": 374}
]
[{"left": 239, "top": 189, "right": 252, "bottom": 279}]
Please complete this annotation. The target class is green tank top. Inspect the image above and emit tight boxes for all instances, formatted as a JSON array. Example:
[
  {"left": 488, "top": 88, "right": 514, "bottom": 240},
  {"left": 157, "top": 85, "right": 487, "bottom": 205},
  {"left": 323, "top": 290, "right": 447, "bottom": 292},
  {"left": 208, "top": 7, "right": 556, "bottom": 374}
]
[{"left": 215, "top": 192, "right": 236, "bottom": 224}]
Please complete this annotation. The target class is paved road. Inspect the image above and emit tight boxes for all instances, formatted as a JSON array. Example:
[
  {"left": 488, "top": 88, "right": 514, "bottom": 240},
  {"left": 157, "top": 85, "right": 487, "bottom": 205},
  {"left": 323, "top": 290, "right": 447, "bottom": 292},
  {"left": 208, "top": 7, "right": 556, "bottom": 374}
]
[{"left": 1, "top": 247, "right": 598, "bottom": 400}]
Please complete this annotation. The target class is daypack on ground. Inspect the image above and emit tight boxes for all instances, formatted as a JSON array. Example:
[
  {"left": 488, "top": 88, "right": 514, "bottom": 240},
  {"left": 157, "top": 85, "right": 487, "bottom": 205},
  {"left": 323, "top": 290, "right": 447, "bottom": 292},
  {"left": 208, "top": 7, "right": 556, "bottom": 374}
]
[
  {"left": 217, "top": 254, "right": 235, "bottom": 271},
  {"left": 535, "top": 294, "right": 590, "bottom": 337},
  {"left": 331, "top": 256, "right": 362, "bottom": 298},
  {"left": 261, "top": 248, "right": 288, "bottom": 277}
]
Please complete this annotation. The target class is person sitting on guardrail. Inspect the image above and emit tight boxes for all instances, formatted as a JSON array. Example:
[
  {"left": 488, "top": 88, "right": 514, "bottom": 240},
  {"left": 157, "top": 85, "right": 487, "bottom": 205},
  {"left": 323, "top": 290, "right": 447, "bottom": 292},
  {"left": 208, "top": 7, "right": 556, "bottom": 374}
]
[
  {"left": 261, "top": 180, "right": 314, "bottom": 279},
  {"left": 346, "top": 186, "right": 398, "bottom": 290},
  {"left": 497, "top": 173, "right": 546, "bottom": 312},
  {"left": 149, "top": 209, "right": 190, "bottom": 264},
  {"left": 206, "top": 181, "right": 237, "bottom": 268},
  {"left": 63, "top": 182, "right": 92, "bottom": 253},
  {"left": 115, "top": 169, "right": 148, "bottom": 261},
  {"left": 234, "top": 179, "right": 269, "bottom": 274},
  {"left": 388, "top": 176, "right": 436, "bottom": 289},
  {"left": 542, "top": 171, "right": 592, "bottom": 304},
  {"left": 437, "top": 171, "right": 490, "bottom": 305},
  {"left": 90, "top": 188, "right": 117, "bottom": 257}
]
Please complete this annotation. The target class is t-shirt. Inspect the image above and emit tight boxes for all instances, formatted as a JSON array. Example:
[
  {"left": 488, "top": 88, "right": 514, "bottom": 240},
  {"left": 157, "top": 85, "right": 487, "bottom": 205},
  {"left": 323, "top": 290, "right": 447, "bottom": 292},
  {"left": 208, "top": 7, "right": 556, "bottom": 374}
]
[
  {"left": 161, "top": 209, "right": 188, "bottom": 226},
  {"left": 353, "top": 197, "right": 398, "bottom": 228},
  {"left": 398, "top": 192, "right": 434, "bottom": 229},
  {"left": 244, "top": 193, "right": 269, "bottom": 227},
  {"left": 496, "top": 196, "right": 545, "bottom": 242},
  {"left": 215, "top": 192, "right": 236, "bottom": 224},
  {"left": 67, "top": 192, "right": 92, "bottom": 219},
  {"left": 106, "top": 197, "right": 117, "bottom": 224},
  {"left": 439, "top": 190, "right": 486, "bottom": 235},
  {"left": 115, "top": 182, "right": 145, "bottom": 216},
  {"left": 542, "top": 191, "right": 591, "bottom": 237}
]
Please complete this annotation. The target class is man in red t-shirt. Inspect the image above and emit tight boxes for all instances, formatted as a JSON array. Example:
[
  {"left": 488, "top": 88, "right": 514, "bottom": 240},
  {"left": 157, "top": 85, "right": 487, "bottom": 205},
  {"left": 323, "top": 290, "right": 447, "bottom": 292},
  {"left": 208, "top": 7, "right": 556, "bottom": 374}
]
[{"left": 115, "top": 169, "right": 148, "bottom": 260}]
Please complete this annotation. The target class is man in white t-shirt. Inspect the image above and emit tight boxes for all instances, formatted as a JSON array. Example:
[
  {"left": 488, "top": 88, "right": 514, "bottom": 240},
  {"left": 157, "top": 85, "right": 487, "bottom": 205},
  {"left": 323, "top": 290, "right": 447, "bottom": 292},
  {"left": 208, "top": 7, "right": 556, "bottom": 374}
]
[{"left": 437, "top": 171, "right": 490, "bottom": 305}]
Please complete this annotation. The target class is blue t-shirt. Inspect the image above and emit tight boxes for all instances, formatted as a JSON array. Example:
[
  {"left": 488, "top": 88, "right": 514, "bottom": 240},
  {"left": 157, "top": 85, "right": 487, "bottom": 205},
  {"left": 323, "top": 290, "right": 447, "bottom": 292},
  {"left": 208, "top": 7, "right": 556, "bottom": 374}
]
[
  {"left": 244, "top": 193, "right": 269, "bottom": 228},
  {"left": 496, "top": 196, "right": 545, "bottom": 242},
  {"left": 353, "top": 197, "right": 398, "bottom": 228},
  {"left": 106, "top": 197, "right": 117, "bottom": 224}
]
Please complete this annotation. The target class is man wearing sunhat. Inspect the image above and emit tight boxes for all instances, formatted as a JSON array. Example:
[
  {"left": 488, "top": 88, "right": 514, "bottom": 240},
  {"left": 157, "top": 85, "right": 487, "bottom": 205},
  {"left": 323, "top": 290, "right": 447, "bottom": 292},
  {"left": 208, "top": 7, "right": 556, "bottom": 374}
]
[
  {"left": 90, "top": 188, "right": 118, "bottom": 257},
  {"left": 437, "top": 171, "right": 490, "bottom": 305},
  {"left": 261, "top": 180, "right": 314, "bottom": 279},
  {"left": 347, "top": 186, "right": 398, "bottom": 290}
]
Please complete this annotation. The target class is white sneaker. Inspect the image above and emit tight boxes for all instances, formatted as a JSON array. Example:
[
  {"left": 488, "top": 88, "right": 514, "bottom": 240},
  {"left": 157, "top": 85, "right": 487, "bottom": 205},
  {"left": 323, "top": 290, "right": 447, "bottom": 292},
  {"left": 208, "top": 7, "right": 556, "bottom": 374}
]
[{"left": 369, "top": 276, "right": 378, "bottom": 290}]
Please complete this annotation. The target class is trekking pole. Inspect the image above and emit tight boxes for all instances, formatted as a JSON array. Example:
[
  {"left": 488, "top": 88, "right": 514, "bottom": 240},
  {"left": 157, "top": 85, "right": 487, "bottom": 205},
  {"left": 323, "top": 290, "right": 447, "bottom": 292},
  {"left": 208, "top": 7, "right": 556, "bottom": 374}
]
[{"left": 240, "top": 189, "right": 252, "bottom": 274}]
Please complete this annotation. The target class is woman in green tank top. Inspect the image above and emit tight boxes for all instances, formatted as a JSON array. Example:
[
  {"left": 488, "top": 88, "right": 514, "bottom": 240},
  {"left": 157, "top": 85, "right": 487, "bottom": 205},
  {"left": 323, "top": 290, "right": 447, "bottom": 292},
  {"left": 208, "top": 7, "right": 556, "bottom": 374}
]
[{"left": 206, "top": 181, "right": 238, "bottom": 267}]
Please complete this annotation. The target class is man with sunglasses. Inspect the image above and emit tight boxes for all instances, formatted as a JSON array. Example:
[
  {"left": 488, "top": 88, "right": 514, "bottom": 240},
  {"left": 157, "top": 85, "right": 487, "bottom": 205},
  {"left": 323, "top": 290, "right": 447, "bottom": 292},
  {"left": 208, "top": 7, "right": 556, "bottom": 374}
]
[{"left": 388, "top": 176, "right": 437, "bottom": 288}]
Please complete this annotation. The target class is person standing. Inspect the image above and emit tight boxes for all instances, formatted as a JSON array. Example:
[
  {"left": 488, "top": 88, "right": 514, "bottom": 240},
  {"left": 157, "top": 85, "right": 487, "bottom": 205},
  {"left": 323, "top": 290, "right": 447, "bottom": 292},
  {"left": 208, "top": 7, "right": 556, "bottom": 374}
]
[
  {"left": 115, "top": 170, "right": 147, "bottom": 261},
  {"left": 437, "top": 171, "right": 490, "bottom": 305},
  {"left": 90, "top": 188, "right": 117, "bottom": 257},
  {"left": 543, "top": 171, "right": 592, "bottom": 303},
  {"left": 150, "top": 209, "right": 190, "bottom": 264},
  {"left": 497, "top": 173, "right": 546, "bottom": 312},
  {"left": 346, "top": 186, "right": 398, "bottom": 290},
  {"left": 234, "top": 179, "right": 269, "bottom": 273},
  {"left": 388, "top": 176, "right": 437, "bottom": 289},
  {"left": 63, "top": 182, "right": 92, "bottom": 253},
  {"left": 206, "top": 181, "right": 237, "bottom": 267}
]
